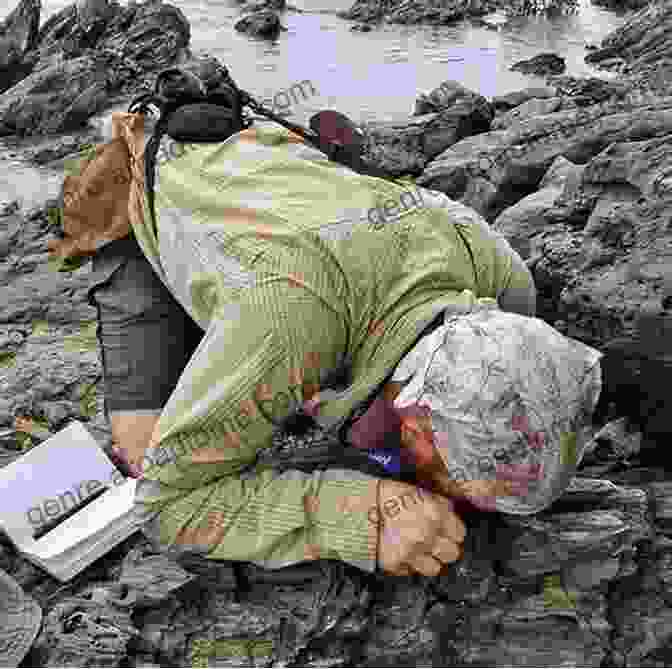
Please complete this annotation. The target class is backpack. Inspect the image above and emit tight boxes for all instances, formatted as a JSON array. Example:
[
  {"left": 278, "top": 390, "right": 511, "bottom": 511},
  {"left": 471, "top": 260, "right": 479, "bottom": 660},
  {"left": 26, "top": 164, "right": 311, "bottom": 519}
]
[{"left": 127, "top": 66, "right": 390, "bottom": 231}]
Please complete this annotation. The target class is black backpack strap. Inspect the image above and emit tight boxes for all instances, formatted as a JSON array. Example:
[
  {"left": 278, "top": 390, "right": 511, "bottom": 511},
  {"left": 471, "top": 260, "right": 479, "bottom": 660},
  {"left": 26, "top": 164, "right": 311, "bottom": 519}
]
[
  {"left": 128, "top": 93, "right": 172, "bottom": 236},
  {"left": 143, "top": 118, "right": 168, "bottom": 237}
]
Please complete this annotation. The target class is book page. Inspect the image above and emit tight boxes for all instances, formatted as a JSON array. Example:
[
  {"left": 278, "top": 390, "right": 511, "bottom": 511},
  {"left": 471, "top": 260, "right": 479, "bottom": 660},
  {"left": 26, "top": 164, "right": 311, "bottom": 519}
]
[
  {"left": 0, "top": 421, "right": 120, "bottom": 545},
  {"left": 29, "top": 478, "right": 138, "bottom": 559}
]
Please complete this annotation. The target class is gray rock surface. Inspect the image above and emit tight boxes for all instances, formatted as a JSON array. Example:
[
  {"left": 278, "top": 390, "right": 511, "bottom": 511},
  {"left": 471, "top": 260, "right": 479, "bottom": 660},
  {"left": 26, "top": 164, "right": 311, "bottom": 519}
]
[
  {"left": 242, "top": 0, "right": 287, "bottom": 12},
  {"left": 510, "top": 52, "right": 566, "bottom": 76},
  {"left": 338, "top": 0, "right": 497, "bottom": 25},
  {"left": 31, "top": 0, "right": 190, "bottom": 72},
  {"left": 491, "top": 96, "right": 567, "bottom": 129},
  {"left": 0, "top": 0, "right": 40, "bottom": 94},
  {"left": 2, "top": 2, "right": 672, "bottom": 667},
  {"left": 591, "top": 0, "right": 650, "bottom": 9},
  {"left": 492, "top": 85, "right": 559, "bottom": 111},
  {"left": 585, "top": 0, "right": 672, "bottom": 95},
  {"left": 0, "top": 55, "right": 110, "bottom": 136},
  {"left": 2, "top": 133, "right": 672, "bottom": 668},
  {"left": 0, "top": 0, "right": 191, "bottom": 136},
  {"left": 76, "top": 0, "right": 115, "bottom": 34},
  {"left": 337, "top": 0, "right": 579, "bottom": 25},
  {"left": 417, "top": 94, "right": 672, "bottom": 220},
  {"left": 490, "top": 154, "right": 584, "bottom": 258},
  {"left": 492, "top": 132, "right": 672, "bottom": 450},
  {"left": 359, "top": 80, "right": 493, "bottom": 176},
  {"left": 234, "top": 10, "right": 285, "bottom": 37}
]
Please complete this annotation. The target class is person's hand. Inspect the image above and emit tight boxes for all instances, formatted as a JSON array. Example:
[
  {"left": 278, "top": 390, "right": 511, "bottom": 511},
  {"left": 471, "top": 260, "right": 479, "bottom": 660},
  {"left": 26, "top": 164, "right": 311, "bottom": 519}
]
[
  {"left": 108, "top": 412, "right": 161, "bottom": 478},
  {"left": 376, "top": 478, "right": 466, "bottom": 577}
]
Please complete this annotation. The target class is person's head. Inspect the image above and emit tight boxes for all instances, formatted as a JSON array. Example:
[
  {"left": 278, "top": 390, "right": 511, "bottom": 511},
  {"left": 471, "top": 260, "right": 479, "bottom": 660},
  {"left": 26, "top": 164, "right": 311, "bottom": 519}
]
[{"left": 389, "top": 303, "right": 604, "bottom": 514}]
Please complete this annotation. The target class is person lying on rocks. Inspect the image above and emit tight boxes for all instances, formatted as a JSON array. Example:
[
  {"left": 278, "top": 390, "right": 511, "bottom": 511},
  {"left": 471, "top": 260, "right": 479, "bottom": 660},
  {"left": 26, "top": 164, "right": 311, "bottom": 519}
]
[{"left": 47, "top": 111, "right": 599, "bottom": 578}]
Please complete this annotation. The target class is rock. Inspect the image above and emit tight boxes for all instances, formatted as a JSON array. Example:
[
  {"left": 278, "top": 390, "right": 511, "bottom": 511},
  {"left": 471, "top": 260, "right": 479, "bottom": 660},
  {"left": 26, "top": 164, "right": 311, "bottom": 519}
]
[
  {"left": 492, "top": 155, "right": 584, "bottom": 258},
  {"left": 357, "top": 81, "right": 492, "bottom": 177},
  {"left": 580, "top": 417, "right": 643, "bottom": 471},
  {"left": 29, "top": 597, "right": 138, "bottom": 667},
  {"left": 510, "top": 52, "right": 566, "bottom": 76},
  {"left": 0, "top": 212, "right": 23, "bottom": 259},
  {"left": 339, "top": 0, "right": 578, "bottom": 25},
  {"left": 1, "top": 5, "right": 672, "bottom": 667},
  {"left": 350, "top": 22, "right": 373, "bottom": 31},
  {"left": 427, "top": 475, "right": 650, "bottom": 668},
  {"left": 29, "top": 4, "right": 79, "bottom": 63},
  {"left": 417, "top": 94, "right": 672, "bottom": 220},
  {"left": 0, "top": 0, "right": 40, "bottom": 93},
  {"left": 491, "top": 96, "right": 564, "bottom": 130},
  {"left": 243, "top": 0, "right": 287, "bottom": 11},
  {"left": 490, "top": 132, "right": 672, "bottom": 448},
  {"left": 593, "top": 56, "right": 627, "bottom": 73},
  {"left": 0, "top": 55, "right": 109, "bottom": 137},
  {"left": 40, "top": 401, "right": 78, "bottom": 428},
  {"left": 175, "top": 54, "right": 234, "bottom": 91},
  {"left": 338, "top": 0, "right": 500, "bottom": 25},
  {"left": 336, "top": 0, "right": 386, "bottom": 23},
  {"left": 0, "top": 1, "right": 192, "bottom": 137},
  {"left": 92, "top": 1, "right": 190, "bottom": 78},
  {"left": 475, "top": 9, "right": 509, "bottom": 30},
  {"left": 31, "top": 4, "right": 86, "bottom": 63},
  {"left": 110, "top": 548, "right": 196, "bottom": 607},
  {"left": 547, "top": 75, "right": 631, "bottom": 106},
  {"left": 29, "top": 0, "right": 189, "bottom": 91},
  {"left": 76, "top": 0, "right": 115, "bottom": 34},
  {"left": 590, "top": 0, "right": 650, "bottom": 11},
  {"left": 585, "top": 1, "right": 672, "bottom": 95},
  {"left": 20, "top": 131, "right": 101, "bottom": 166},
  {"left": 234, "top": 10, "right": 284, "bottom": 37},
  {"left": 491, "top": 85, "right": 558, "bottom": 111},
  {"left": 385, "top": 0, "right": 471, "bottom": 25},
  {"left": 413, "top": 79, "right": 494, "bottom": 120}
]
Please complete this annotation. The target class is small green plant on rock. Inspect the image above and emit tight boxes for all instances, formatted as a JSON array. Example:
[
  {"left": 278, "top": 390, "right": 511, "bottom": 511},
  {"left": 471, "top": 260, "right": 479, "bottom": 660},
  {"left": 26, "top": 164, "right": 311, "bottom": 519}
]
[
  {"left": 543, "top": 573, "right": 577, "bottom": 609},
  {"left": 0, "top": 351, "right": 17, "bottom": 368},
  {"left": 14, "top": 416, "right": 52, "bottom": 450},
  {"left": 31, "top": 320, "right": 50, "bottom": 337},
  {"left": 78, "top": 381, "right": 99, "bottom": 419},
  {"left": 63, "top": 321, "right": 99, "bottom": 353}
]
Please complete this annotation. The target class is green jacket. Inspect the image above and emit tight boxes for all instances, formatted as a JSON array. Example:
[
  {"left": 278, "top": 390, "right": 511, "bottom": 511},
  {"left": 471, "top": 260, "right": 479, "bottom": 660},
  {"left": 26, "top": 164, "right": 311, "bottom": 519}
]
[{"left": 129, "top": 123, "right": 526, "bottom": 572}]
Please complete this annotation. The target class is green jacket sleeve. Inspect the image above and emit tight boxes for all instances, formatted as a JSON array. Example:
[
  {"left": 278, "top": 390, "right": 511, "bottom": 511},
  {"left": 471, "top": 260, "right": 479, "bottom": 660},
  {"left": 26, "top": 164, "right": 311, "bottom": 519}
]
[
  {"left": 133, "top": 278, "right": 380, "bottom": 573},
  {"left": 136, "top": 466, "right": 380, "bottom": 572}
]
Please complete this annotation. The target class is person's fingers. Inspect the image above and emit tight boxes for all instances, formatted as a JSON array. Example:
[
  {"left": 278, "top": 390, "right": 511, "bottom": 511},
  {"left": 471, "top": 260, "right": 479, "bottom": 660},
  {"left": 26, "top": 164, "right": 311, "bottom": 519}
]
[
  {"left": 387, "top": 564, "right": 413, "bottom": 577},
  {"left": 430, "top": 536, "right": 463, "bottom": 564},
  {"left": 435, "top": 499, "right": 466, "bottom": 544},
  {"left": 406, "top": 553, "right": 443, "bottom": 577}
]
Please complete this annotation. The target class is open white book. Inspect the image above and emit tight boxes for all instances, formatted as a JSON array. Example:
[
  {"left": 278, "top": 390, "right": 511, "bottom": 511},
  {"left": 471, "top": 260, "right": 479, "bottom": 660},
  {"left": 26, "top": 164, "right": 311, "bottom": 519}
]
[{"left": 0, "top": 421, "right": 144, "bottom": 581}]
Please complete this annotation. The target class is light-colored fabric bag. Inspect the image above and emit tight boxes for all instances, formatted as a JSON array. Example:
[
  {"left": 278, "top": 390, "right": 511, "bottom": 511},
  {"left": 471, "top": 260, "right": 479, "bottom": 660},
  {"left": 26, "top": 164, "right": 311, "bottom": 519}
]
[{"left": 391, "top": 300, "right": 603, "bottom": 514}]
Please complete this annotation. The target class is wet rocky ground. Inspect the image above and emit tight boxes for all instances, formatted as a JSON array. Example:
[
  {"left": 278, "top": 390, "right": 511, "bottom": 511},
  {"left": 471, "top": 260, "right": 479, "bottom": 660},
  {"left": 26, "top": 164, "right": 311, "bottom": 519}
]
[{"left": 1, "top": 0, "right": 671, "bottom": 665}]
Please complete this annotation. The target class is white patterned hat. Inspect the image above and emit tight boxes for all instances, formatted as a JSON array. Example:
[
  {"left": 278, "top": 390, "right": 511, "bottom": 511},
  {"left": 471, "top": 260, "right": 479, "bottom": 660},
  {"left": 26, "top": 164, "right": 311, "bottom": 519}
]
[{"left": 391, "top": 300, "right": 603, "bottom": 515}]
